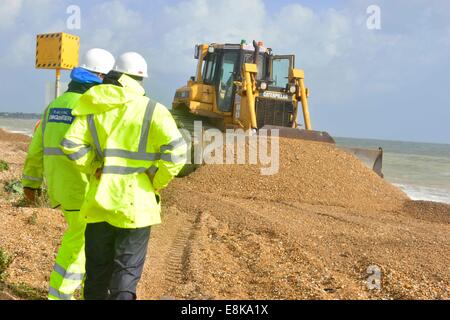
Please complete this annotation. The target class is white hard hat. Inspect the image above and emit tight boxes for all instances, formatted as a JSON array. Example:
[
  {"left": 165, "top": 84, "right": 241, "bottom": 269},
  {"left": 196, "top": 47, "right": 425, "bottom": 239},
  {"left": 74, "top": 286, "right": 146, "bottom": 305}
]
[
  {"left": 114, "top": 52, "right": 148, "bottom": 78},
  {"left": 79, "top": 48, "right": 115, "bottom": 75}
]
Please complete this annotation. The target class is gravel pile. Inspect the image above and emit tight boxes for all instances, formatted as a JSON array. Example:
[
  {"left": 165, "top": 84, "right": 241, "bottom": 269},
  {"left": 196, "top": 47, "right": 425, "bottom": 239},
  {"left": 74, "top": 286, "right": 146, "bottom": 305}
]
[
  {"left": 182, "top": 137, "right": 407, "bottom": 212},
  {"left": 151, "top": 137, "right": 448, "bottom": 300}
]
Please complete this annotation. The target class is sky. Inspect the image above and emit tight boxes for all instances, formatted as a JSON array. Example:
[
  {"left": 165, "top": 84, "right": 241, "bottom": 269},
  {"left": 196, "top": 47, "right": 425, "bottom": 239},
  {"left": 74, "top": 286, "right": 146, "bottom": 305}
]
[{"left": 0, "top": 0, "right": 449, "bottom": 144}]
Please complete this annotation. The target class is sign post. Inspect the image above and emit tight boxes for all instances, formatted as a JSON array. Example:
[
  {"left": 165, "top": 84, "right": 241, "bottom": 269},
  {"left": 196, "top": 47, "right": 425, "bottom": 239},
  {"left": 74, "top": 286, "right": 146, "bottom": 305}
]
[
  {"left": 35, "top": 32, "right": 80, "bottom": 99},
  {"left": 55, "top": 68, "right": 61, "bottom": 98}
]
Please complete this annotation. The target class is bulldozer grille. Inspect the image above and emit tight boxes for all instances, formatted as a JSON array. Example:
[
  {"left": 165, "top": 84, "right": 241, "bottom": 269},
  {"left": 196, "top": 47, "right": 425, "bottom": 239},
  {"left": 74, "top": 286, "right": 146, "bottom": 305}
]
[{"left": 256, "top": 97, "right": 294, "bottom": 128}]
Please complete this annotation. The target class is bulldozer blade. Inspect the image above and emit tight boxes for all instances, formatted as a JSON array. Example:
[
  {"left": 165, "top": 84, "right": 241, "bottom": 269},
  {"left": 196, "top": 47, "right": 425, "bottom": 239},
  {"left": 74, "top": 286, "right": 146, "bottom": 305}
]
[
  {"left": 339, "top": 147, "right": 384, "bottom": 178},
  {"left": 260, "top": 126, "right": 336, "bottom": 144},
  {"left": 260, "top": 125, "right": 383, "bottom": 177}
]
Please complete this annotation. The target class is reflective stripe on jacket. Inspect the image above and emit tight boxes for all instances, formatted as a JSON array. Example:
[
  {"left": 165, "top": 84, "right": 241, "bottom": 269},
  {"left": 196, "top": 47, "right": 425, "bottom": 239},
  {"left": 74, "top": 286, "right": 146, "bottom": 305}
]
[{"left": 60, "top": 75, "right": 188, "bottom": 228}]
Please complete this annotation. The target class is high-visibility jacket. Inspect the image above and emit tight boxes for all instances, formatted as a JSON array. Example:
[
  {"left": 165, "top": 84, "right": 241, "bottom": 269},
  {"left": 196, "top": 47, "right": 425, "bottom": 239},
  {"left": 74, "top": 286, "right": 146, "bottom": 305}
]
[
  {"left": 22, "top": 75, "right": 100, "bottom": 210},
  {"left": 60, "top": 74, "right": 187, "bottom": 229}
]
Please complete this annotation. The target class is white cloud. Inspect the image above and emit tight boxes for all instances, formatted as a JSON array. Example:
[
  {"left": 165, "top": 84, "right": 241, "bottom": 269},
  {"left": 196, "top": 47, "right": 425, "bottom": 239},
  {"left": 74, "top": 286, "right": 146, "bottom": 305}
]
[
  {"left": 0, "top": 0, "right": 23, "bottom": 30},
  {"left": 153, "top": 1, "right": 353, "bottom": 78},
  {"left": 91, "top": 0, "right": 144, "bottom": 31},
  {"left": 0, "top": 0, "right": 449, "bottom": 142},
  {"left": 76, "top": 0, "right": 150, "bottom": 57},
  {"left": 0, "top": 0, "right": 66, "bottom": 68},
  {"left": 153, "top": 0, "right": 266, "bottom": 74},
  {"left": 1, "top": 33, "right": 34, "bottom": 67},
  {"left": 151, "top": 0, "right": 357, "bottom": 107}
]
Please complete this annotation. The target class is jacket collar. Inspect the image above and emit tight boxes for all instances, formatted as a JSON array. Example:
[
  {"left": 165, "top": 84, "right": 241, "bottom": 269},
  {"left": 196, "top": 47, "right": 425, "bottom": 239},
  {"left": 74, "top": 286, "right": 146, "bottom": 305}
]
[
  {"left": 66, "top": 81, "right": 98, "bottom": 95},
  {"left": 117, "top": 74, "right": 145, "bottom": 96},
  {"left": 71, "top": 75, "right": 148, "bottom": 116},
  {"left": 102, "top": 71, "right": 146, "bottom": 96}
]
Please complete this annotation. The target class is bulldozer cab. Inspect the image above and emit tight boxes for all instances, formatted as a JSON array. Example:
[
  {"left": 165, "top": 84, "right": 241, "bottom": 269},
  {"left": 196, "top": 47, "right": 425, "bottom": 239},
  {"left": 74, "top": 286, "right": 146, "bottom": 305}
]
[
  {"left": 172, "top": 42, "right": 303, "bottom": 131},
  {"left": 199, "top": 45, "right": 263, "bottom": 113},
  {"left": 198, "top": 44, "right": 296, "bottom": 122}
]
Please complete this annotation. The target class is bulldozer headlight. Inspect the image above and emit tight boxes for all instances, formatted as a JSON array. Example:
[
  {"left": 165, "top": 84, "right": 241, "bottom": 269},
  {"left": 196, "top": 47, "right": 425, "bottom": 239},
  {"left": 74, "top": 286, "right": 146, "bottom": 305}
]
[
  {"left": 176, "top": 90, "right": 189, "bottom": 99},
  {"left": 260, "top": 82, "right": 268, "bottom": 90},
  {"left": 289, "top": 85, "right": 297, "bottom": 94}
]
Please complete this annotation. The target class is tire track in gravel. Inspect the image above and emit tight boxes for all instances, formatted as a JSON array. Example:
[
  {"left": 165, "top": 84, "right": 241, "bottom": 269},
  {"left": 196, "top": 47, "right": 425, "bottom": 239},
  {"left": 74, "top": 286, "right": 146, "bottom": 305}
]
[
  {"left": 138, "top": 200, "right": 203, "bottom": 300},
  {"left": 164, "top": 208, "right": 202, "bottom": 297}
]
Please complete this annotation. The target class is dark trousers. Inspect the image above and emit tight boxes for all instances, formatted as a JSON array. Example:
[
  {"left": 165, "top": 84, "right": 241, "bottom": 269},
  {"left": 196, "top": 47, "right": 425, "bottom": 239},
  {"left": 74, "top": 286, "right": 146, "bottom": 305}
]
[{"left": 84, "top": 222, "right": 151, "bottom": 300}]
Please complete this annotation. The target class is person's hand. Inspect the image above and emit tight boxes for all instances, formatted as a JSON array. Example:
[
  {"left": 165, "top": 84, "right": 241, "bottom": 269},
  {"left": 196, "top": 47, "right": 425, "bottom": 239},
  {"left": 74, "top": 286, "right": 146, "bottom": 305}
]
[
  {"left": 146, "top": 171, "right": 160, "bottom": 194},
  {"left": 95, "top": 168, "right": 102, "bottom": 180},
  {"left": 155, "top": 192, "right": 161, "bottom": 204},
  {"left": 23, "top": 187, "right": 39, "bottom": 205},
  {"left": 146, "top": 172, "right": 155, "bottom": 184}
]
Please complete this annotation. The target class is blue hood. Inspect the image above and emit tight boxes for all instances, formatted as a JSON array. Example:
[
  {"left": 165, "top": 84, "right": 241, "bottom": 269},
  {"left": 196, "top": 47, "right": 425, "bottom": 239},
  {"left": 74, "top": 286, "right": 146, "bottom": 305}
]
[{"left": 70, "top": 67, "right": 103, "bottom": 84}]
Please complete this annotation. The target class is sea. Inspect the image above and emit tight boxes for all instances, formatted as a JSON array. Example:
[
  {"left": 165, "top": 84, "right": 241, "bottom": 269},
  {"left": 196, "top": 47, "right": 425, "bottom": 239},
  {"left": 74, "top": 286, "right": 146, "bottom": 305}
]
[
  {"left": 336, "top": 137, "right": 450, "bottom": 204},
  {"left": 1, "top": 117, "right": 449, "bottom": 204}
]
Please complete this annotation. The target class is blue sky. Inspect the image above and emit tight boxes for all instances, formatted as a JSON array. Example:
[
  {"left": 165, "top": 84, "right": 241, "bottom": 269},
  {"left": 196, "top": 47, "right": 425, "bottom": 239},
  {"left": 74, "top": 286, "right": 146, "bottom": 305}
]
[{"left": 0, "top": 0, "right": 449, "bottom": 144}]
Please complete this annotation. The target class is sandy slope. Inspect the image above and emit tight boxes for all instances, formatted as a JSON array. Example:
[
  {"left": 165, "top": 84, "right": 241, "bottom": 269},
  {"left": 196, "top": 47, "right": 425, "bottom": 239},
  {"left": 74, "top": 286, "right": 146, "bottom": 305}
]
[
  {"left": 139, "top": 187, "right": 449, "bottom": 299},
  {"left": 0, "top": 129, "right": 449, "bottom": 300}
]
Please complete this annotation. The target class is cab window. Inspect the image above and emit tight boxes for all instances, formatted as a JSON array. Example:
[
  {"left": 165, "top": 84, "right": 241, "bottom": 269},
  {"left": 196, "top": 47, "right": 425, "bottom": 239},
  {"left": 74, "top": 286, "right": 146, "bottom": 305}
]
[
  {"left": 271, "top": 58, "right": 290, "bottom": 88},
  {"left": 202, "top": 53, "right": 218, "bottom": 84},
  {"left": 244, "top": 53, "right": 266, "bottom": 80},
  {"left": 217, "top": 51, "right": 239, "bottom": 112}
]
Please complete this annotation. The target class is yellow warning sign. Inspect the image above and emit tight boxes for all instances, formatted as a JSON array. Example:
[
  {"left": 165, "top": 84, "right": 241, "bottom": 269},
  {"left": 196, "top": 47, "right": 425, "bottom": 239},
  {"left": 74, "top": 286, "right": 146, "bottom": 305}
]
[{"left": 36, "top": 32, "right": 79, "bottom": 70}]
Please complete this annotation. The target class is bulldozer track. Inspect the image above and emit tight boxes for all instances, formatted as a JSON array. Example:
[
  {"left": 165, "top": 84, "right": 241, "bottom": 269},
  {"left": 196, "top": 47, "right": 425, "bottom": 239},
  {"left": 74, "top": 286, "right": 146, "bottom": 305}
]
[
  {"left": 164, "top": 227, "right": 192, "bottom": 285},
  {"left": 161, "top": 209, "right": 203, "bottom": 298}
]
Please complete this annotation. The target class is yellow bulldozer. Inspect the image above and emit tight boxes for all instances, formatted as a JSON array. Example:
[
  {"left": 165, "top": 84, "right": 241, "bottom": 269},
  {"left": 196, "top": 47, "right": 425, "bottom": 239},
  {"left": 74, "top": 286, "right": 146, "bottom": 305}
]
[{"left": 172, "top": 40, "right": 383, "bottom": 176}]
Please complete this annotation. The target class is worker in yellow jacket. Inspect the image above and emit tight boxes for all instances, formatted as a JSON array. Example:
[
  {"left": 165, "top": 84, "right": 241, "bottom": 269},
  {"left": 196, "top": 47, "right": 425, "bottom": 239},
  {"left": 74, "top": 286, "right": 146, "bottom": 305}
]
[
  {"left": 60, "top": 52, "right": 187, "bottom": 300},
  {"left": 22, "top": 48, "right": 116, "bottom": 300}
]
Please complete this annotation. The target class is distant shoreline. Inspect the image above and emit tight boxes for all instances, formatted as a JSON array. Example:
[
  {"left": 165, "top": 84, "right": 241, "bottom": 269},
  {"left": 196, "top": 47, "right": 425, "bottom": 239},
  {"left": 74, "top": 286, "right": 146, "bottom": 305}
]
[
  {"left": 0, "top": 119, "right": 37, "bottom": 137},
  {"left": 0, "top": 113, "right": 41, "bottom": 120}
]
